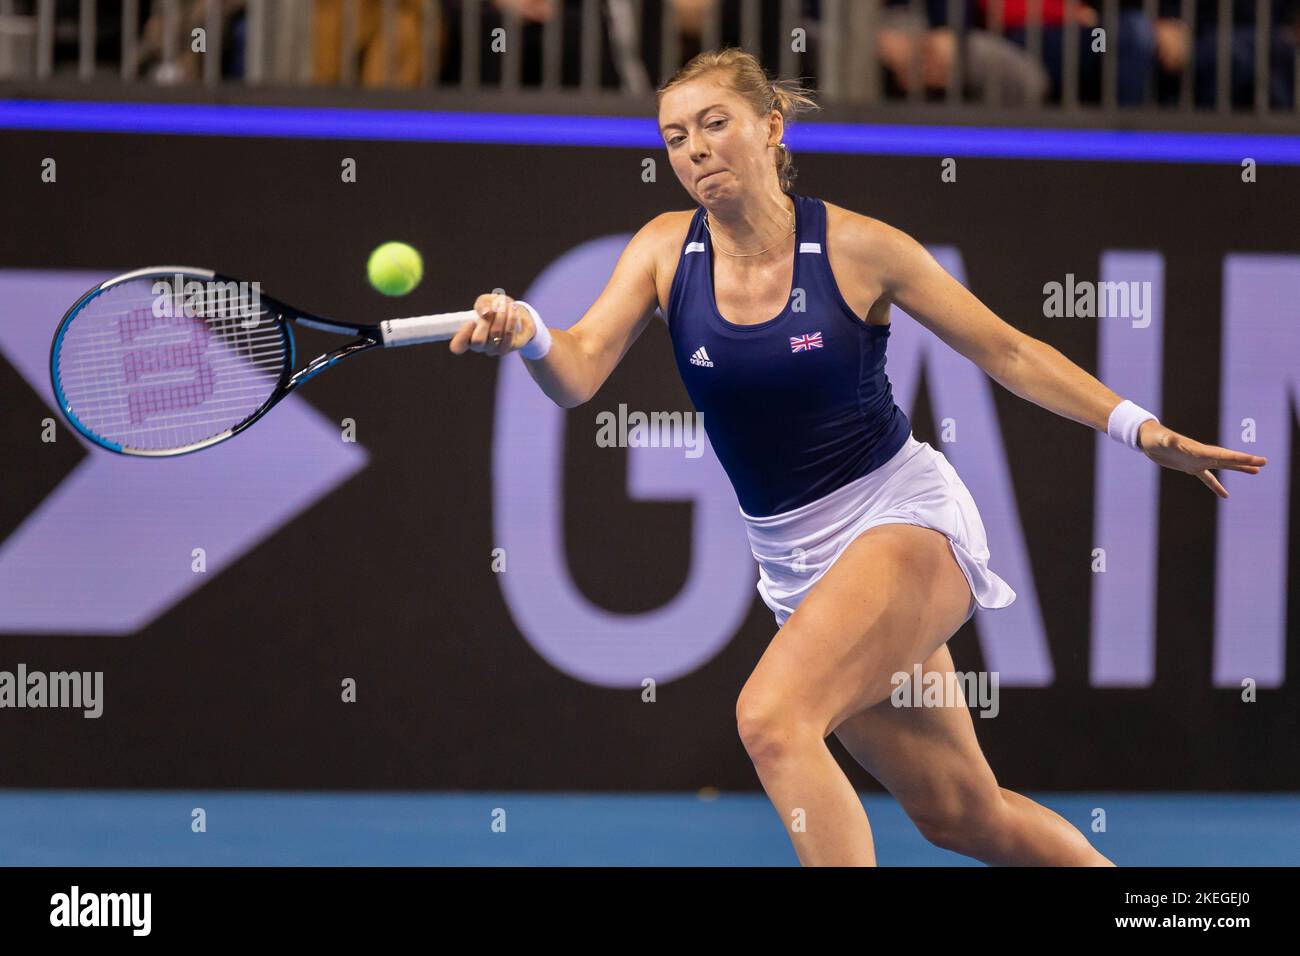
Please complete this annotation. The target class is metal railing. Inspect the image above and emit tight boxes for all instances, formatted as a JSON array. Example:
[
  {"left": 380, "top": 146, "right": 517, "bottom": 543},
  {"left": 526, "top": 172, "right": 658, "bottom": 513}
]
[{"left": 0, "top": 0, "right": 1296, "bottom": 117}]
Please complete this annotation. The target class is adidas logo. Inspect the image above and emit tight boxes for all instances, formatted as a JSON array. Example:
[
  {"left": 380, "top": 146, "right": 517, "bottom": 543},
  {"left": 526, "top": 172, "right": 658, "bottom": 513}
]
[{"left": 689, "top": 346, "right": 714, "bottom": 367}]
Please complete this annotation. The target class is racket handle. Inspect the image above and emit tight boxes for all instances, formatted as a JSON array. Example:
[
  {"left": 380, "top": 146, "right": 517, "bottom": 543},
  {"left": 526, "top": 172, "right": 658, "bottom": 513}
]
[{"left": 380, "top": 310, "right": 481, "bottom": 347}]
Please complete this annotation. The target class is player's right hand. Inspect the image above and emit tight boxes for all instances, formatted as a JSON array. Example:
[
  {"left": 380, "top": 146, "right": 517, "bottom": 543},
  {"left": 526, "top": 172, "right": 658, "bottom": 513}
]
[{"left": 450, "top": 292, "right": 536, "bottom": 358}]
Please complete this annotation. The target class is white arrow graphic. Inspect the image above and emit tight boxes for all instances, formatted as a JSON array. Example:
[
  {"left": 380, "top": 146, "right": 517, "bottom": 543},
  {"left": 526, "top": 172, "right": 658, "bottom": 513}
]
[{"left": 0, "top": 270, "right": 369, "bottom": 634}]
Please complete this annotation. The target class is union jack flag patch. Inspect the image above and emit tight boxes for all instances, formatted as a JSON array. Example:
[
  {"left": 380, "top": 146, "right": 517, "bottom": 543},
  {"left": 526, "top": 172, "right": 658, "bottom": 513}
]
[{"left": 789, "top": 332, "right": 823, "bottom": 353}]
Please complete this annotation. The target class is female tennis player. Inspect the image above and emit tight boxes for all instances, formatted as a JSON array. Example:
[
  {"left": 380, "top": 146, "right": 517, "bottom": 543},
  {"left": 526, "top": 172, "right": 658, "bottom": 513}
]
[{"left": 449, "top": 48, "right": 1267, "bottom": 866}]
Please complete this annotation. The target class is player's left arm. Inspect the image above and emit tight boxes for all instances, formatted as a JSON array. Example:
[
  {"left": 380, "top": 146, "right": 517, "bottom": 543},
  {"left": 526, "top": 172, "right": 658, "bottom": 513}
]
[{"left": 859, "top": 216, "right": 1267, "bottom": 497}]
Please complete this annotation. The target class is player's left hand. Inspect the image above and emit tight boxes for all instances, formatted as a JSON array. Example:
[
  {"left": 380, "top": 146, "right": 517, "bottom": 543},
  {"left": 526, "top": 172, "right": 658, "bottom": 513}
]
[{"left": 1138, "top": 421, "right": 1267, "bottom": 498}]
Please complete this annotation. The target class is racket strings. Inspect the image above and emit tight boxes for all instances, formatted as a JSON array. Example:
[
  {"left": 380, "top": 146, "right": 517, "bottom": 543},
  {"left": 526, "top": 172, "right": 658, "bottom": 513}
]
[{"left": 54, "top": 277, "right": 290, "bottom": 451}]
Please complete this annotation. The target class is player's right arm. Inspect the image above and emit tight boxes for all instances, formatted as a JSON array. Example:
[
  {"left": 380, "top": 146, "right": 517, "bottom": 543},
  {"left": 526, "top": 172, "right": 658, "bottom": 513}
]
[{"left": 451, "top": 213, "right": 674, "bottom": 408}]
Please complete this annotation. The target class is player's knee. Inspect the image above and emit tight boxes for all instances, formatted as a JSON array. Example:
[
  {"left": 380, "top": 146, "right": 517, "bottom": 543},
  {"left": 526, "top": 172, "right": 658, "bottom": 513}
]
[
  {"left": 735, "top": 690, "right": 814, "bottom": 765},
  {"left": 735, "top": 692, "right": 783, "bottom": 761}
]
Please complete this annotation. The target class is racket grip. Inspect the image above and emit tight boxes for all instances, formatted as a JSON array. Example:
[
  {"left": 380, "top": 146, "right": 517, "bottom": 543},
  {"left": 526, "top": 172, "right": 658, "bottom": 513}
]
[{"left": 380, "top": 310, "right": 480, "bottom": 347}]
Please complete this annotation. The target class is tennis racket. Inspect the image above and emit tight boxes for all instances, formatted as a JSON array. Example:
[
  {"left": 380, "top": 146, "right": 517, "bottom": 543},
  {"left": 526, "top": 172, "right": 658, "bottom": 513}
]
[{"left": 49, "top": 266, "right": 481, "bottom": 457}]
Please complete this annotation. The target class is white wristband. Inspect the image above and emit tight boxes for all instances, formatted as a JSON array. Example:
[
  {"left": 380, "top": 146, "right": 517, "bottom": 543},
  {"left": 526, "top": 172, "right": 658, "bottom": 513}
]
[
  {"left": 1107, "top": 399, "right": 1158, "bottom": 450},
  {"left": 515, "top": 300, "right": 551, "bottom": 360}
]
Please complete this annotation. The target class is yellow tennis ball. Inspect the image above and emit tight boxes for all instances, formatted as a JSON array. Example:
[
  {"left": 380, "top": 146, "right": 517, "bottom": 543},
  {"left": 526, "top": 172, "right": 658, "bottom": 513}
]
[{"left": 367, "top": 241, "right": 423, "bottom": 296}]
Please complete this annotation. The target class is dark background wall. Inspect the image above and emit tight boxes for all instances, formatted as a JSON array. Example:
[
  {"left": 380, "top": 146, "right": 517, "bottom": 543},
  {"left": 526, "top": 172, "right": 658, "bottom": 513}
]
[{"left": 1, "top": 128, "right": 1296, "bottom": 790}]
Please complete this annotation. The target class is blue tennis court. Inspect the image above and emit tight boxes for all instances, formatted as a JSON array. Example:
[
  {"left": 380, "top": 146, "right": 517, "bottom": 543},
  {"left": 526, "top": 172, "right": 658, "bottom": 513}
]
[{"left": 2, "top": 792, "right": 1296, "bottom": 866}]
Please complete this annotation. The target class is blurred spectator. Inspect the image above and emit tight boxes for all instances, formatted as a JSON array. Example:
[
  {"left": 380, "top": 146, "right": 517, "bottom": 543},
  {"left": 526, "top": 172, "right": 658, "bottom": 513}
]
[
  {"left": 436, "top": 0, "right": 756, "bottom": 89},
  {"left": 669, "top": 0, "right": 716, "bottom": 36},
  {"left": 2, "top": 0, "right": 246, "bottom": 81},
  {"left": 1152, "top": 0, "right": 1298, "bottom": 109},
  {"left": 647, "top": 0, "right": 816, "bottom": 84},
  {"left": 138, "top": 0, "right": 248, "bottom": 83},
  {"left": 877, "top": 0, "right": 1050, "bottom": 104},
  {"left": 313, "top": 0, "right": 426, "bottom": 87},
  {"left": 435, "top": 0, "right": 612, "bottom": 87},
  {"left": 11, "top": 0, "right": 1296, "bottom": 112},
  {"left": 875, "top": 0, "right": 1172, "bottom": 107},
  {"left": 993, "top": 0, "right": 1157, "bottom": 105}
]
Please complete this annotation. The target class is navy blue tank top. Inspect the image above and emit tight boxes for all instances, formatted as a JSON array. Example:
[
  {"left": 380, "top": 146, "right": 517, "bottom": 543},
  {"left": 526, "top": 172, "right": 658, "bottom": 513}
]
[{"left": 665, "top": 192, "right": 911, "bottom": 518}]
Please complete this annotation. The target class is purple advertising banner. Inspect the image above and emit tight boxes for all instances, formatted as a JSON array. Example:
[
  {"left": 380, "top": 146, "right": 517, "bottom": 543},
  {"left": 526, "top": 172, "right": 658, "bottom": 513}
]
[{"left": 0, "top": 126, "right": 1296, "bottom": 790}]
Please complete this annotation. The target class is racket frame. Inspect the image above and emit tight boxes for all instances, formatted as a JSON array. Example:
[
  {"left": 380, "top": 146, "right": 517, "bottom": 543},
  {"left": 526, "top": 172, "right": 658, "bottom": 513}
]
[{"left": 49, "top": 266, "right": 441, "bottom": 457}]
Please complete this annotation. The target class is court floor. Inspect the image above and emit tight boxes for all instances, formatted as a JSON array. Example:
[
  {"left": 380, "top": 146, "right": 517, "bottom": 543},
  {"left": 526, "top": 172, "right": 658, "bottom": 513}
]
[{"left": 2, "top": 792, "right": 1296, "bottom": 866}]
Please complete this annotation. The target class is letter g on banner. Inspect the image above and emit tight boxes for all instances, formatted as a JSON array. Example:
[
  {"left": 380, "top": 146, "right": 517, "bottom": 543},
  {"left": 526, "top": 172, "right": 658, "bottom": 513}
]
[{"left": 494, "top": 236, "right": 756, "bottom": 687}]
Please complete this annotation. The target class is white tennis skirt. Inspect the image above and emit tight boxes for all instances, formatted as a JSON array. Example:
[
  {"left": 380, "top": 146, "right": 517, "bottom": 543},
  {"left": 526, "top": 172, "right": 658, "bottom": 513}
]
[{"left": 740, "top": 433, "right": 1017, "bottom": 629}]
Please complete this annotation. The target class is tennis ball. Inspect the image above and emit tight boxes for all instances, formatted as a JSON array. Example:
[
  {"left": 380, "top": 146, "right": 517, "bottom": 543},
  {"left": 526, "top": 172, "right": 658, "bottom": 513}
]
[{"left": 367, "top": 241, "right": 423, "bottom": 296}]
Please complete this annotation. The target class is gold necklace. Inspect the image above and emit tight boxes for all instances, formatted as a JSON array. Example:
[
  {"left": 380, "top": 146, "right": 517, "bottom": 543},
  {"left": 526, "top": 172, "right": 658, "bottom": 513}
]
[{"left": 706, "top": 201, "right": 795, "bottom": 258}]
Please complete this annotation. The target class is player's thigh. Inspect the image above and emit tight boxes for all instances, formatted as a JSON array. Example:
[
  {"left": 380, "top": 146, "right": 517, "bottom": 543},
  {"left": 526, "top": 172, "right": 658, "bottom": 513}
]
[
  {"left": 738, "top": 523, "right": 974, "bottom": 738},
  {"left": 832, "top": 642, "right": 1004, "bottom": 835}
]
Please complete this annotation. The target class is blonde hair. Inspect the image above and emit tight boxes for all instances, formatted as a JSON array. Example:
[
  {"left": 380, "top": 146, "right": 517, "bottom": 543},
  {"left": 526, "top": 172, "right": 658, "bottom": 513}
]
[{"left": 656, "top": 47, "right": 820, "bottom": 194}]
